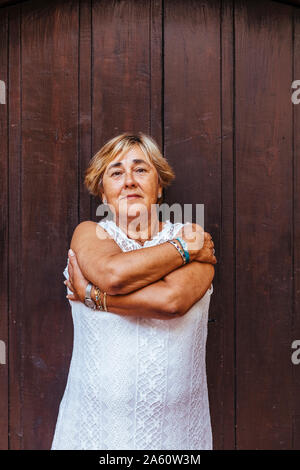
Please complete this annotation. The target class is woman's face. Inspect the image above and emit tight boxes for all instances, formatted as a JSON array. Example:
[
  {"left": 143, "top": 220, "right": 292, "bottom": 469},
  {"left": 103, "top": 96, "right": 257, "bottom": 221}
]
[{"left": 101, "top": 146, "right": 162, "bottom": 222}]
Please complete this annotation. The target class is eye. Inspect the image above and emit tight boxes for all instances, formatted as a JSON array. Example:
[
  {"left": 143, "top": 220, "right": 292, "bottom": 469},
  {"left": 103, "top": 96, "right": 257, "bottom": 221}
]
[{"left": 111, "top": 168, "right": 146, "bottom": 177}]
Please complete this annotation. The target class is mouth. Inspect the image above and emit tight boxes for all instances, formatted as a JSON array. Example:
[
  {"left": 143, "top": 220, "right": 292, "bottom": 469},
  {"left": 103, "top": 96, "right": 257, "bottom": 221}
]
[{"left": 125, "top": 195, "right": 142, "bottom": 199}]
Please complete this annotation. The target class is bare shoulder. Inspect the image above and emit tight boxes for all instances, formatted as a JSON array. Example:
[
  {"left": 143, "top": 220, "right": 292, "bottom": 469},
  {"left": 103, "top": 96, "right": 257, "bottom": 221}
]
[
  {"left": 72, "top": 220, "right": 113, "bottom": 241},
  {"left": 70, "top": 220, "right": 121, "bottom": 259}
]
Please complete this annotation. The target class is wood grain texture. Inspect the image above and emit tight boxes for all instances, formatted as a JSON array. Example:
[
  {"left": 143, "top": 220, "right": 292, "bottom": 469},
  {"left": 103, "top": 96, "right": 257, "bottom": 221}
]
[
  {"left": 20, "top": 0, "right": 79, "bottom": 449},
  {"left": 220, "top": 0, "right": 235, "bottom": 449},
  {"left": 79, "top": 0, "right": 92, "bottom": 222},
  {"left": 292, "top": 5, "right": 300, "bottom": 450},
  {"left": 0, "top": 0, "right": 299, "bottom": 450},
  {"left": 164, "top": 0, "right": 226, "bottom": 449},
  {"left": 235, "top": 0, "right": 294, "bottom": 449},
  {"left": 0, "top": 7, "right": 8, "bottom": 451},
  {"left": 8, "top": 3, "right": 22, "bottom": 451},
  {"left": 91, "top": 0, "right": 161, "bottom": 218}
]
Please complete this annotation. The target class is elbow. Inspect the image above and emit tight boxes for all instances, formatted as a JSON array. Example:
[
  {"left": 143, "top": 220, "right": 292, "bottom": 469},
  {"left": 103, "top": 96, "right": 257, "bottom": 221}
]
[
  {"left": 109, "top": 267, "right": 127, "bottom": 295},
  {"left": 207, "top": 263, "right": 215, "bottom": 288},
  {"left": 96, "top": 259, "right": 123, "bottom": 295},
  {"left": 106, "top": 278, "right": 123, "bottom": 296},
  {"left": 164, "top": 288, "right": 184, "bottom": 317}
]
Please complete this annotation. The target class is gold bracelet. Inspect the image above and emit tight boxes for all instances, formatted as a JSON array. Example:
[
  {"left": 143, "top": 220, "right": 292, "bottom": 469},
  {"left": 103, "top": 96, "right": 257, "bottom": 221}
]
[
  {"left": 103, "top": 291, "right": 107, "bottom": 311},
  {"left": 95, "top": 286, "right": 104, "bottom": 310}
]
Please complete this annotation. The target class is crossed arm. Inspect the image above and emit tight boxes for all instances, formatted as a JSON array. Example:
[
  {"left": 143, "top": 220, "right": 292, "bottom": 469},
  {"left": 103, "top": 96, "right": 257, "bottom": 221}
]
[{"left": 68, "top": 221, "right": 215, "bottom": 319}]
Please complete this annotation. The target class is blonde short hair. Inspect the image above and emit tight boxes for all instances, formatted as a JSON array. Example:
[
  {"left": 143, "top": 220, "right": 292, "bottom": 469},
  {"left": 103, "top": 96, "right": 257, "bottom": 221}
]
[{"left": 84, "top": 132, "right": 175, "bottom": 204}]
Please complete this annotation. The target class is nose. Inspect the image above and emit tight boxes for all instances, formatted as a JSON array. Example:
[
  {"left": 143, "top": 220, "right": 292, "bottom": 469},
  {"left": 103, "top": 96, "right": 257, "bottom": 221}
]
[{"left": 124, "top": 170, "right": 137, "bottom": 187}]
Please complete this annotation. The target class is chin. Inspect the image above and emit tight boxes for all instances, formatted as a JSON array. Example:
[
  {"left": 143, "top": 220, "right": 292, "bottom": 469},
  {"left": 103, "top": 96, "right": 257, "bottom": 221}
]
[{"left": 119, "top": 200, "right": 148, "bottom": 217}]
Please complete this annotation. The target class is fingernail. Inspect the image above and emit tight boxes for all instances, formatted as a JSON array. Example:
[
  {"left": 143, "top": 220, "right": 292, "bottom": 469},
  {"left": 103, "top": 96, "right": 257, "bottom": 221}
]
[{"left": 69, "top": 249, "right": 74, "bottom": 256}]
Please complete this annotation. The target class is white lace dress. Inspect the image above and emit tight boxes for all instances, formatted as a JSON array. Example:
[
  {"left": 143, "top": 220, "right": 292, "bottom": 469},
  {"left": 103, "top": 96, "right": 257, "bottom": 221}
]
[{"left": 51, "top": 219, "right": 214, "bottom": 450}]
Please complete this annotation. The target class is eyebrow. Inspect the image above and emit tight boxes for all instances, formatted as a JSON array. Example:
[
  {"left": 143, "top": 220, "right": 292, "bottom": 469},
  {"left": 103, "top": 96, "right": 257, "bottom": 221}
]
[{"left": 107, "top": 159, "right": 150, "bottom": 172}]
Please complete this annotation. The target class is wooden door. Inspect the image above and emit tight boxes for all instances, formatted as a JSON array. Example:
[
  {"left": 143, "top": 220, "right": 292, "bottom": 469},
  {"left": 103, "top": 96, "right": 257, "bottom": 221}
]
[{"left": 0, "top": 0, "right": 299, "bottom": 450}]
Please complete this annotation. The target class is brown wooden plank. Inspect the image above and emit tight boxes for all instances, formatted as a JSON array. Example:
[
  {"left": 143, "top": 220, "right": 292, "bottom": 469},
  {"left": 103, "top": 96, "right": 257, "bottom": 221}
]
[
  {"left": 20, "top": 0, "right": 78, "bottom": 449},
  {"left": 220, "top": 0, "right": 235, "bottom": 449},
  {"left": 150, "top": 0, "right": 163, "bottom": 150},
  {"left": 292, "top": 5, "right": 300, "bottom": 449},
  {"left": 8, "top": 3, "right": 22, "bottom": 451},
  {"left": 235, "top": 0, "right": 294, "bottom": 449},
  {"left": 0, "top": 7, "right": 8, "bottom": 451},
  {"left": 79, "top": 0, "right": 92, "bottom": 222},
  {"left": 164, "top": 0, "right": 224, "bottom": 449},
  {"left": 91, "top": 0, "right": 154, "bottom": 218}
]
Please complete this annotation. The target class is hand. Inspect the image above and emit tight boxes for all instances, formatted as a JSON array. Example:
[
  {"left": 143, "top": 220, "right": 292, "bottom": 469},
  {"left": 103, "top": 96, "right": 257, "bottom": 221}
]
[
  {"left": 64, "top": 249, "right": 89, "bottom": 302},
  {"left": 176, "top": 223, "right": 217, "bottom": 265},
  {"left": 194, "top": 231, "right": 217, "bottom": 264}
]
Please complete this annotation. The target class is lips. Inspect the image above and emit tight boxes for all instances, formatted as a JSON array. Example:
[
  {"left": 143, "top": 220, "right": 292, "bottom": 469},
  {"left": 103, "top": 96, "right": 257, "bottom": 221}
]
[{"left": 125, "top": 194, "right": 141, "bottom": 198}]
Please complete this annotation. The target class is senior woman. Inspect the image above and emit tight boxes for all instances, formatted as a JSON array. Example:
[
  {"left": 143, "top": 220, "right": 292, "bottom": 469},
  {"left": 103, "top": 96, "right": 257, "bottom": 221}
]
[{"left": 51, "top": 132, "right": 217, "bottom": 450}]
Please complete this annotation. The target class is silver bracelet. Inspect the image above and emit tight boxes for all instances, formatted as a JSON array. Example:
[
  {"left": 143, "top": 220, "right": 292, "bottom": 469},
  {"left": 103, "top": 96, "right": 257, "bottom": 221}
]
[{"left": 167, "top": 239, "right": 187, "bottom": 265}]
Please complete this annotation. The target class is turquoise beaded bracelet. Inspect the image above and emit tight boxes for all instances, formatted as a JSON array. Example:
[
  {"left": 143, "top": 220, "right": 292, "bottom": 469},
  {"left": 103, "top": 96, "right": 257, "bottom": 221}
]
[
  {"left": 168, "top": 240, "right": 186, "bottom": 264},
  {"left": 176, "top": 237, "right": 190, "bottom": 264}
]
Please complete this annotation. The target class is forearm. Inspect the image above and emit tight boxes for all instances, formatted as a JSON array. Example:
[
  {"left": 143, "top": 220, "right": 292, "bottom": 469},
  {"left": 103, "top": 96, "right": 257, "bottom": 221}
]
[
  {"left": 89, "top": 260, "right": 214, "bottom": 320},
  {"left": 90, "top": 278, "right": 177, "bottom": 320},
  {"left": 108, "top": 241, "right": 185, "bottom": 295},
  {"left": 162, "top": 261, "right": 215, "bottom": 316}
]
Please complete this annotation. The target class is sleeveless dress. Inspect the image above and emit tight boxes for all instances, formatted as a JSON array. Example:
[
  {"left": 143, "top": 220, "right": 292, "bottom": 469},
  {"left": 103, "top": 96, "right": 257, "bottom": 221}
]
[{"left": 51, "top": 219, "right": 214, "bottom": 450}]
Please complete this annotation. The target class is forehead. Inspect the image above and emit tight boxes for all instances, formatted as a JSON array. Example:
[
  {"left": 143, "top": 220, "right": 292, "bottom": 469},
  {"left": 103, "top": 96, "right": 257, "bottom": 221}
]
[{"left": 107, "top": 146, "right": 153, "bottom": 170}]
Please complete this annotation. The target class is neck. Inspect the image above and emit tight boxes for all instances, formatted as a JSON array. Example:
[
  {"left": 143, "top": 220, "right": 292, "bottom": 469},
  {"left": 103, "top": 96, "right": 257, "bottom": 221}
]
[{"left": 115, "top": 211, "right": 162, "bottom": 246}]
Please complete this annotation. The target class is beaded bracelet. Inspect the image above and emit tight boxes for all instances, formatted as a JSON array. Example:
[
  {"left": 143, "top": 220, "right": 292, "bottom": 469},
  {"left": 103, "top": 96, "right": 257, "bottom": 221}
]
[
  {"left": 168, "top": 239, "right": 189, "bottom": 265},
  {"left": 94, "top": 285, "right": 108, "bottom": 312},
  {"left": 175, "top": 237, "right": 190, "bottom": 264}
]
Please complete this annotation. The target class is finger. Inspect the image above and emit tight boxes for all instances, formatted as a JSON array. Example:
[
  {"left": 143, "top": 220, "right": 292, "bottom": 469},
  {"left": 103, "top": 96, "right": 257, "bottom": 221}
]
[
  {"left": 68, "top": 249, "right": 76, "bottom": 261},
  {"left": 69, "top": 250, "right": 81, "bottom": 273},
  {"left": 64, "top": 280, "right": 75, "bottom": 292},
  {"left": 66, "top": 287, "right": 80, "bottom": 300},
  {"left": 68, "top": 263, "right": 73, "bottom": 282},
  {"left": 66, "top": 293, "right": 79, "bottom": 301},
  {"left": 68, "top": 261, "right": 73, "bottom": 276},
  {"left": 68, "top": 250, "right": 75, "bottom": 271}
]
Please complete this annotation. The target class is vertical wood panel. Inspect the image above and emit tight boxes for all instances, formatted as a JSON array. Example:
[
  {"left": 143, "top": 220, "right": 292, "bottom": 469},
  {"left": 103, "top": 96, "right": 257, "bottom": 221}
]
[
  {"left": 235, "top": 0, "right": 293, "bottom": 449},
  {"left": 0, "top": 7, "right": 8, "bottom": 451},
  {"left": 21, "top": 0, "right": 78, "bottom": 449},
  {"left": 79, "top": 0, "right": 92, "bottom": 222},
  {"left": 1, "top": 0, "right": 299, "bottom": 450},
  {"left": 164, "top": 0, "right": 224, "bottom": 449},
  {"left": 293, "top": 6, "right": 300, "bottom": 450},
  {"left": 220, "top": 0, "right": 235, "bottom": 449},
  {"left": 150, "top": 0, "right": 163, "bottom": 149},
  {"left": 91, "top": 0, "right": 159, "bottom": 218},
  {"left": 8, "top": 3, "right": 22, "bottom": 450}
]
